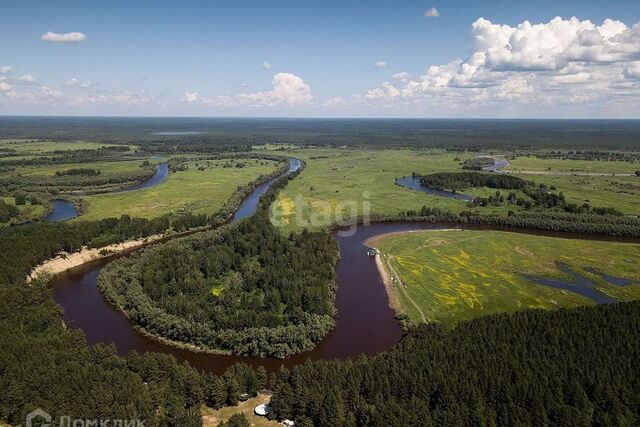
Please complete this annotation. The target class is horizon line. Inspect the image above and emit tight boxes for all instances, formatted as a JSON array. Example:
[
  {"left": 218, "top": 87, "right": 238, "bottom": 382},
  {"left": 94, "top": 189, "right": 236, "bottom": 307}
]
[{"left": 1, "top": 114, "right": 640, "bottom": 122}]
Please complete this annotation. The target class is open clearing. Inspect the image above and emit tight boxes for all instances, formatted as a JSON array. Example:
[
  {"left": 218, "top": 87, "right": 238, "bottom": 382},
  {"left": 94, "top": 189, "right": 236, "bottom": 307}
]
[
  {"left": 369, "top": 229, "right": 640, "bottom": 325},
  {"left": 78, "top": 158, "right": 280, "bottom": 220},
  {"left": 202, "top": 394, "right": 278, "bottom": 427}
]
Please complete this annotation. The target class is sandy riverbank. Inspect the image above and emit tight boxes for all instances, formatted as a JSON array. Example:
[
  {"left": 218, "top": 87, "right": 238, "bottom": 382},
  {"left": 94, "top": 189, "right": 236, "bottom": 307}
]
[
  {"left": 28, "top": 234, "right": 165, "bottom": 281},
  {"left": 373, "top": 253, "right": 402, "bottom": 313}
]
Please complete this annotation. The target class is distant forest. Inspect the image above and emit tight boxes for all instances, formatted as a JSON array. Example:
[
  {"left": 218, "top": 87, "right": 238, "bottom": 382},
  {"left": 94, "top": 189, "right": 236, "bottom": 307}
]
[{"left": 1, "top": 117, "right": 640, "bottom": 150}]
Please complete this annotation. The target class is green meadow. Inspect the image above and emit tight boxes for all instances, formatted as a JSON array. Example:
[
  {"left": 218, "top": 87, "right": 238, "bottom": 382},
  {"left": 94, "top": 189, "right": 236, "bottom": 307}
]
[
  {"left": 78, "top": 159, "right": 280, "bottom": 220},
  {"left": 271, "top": 148, "right": 506, "bottom": 232},
  {"left": 371, "top": 229, "right": 640, "bottom": 325},
  {"left": 14, "top": 159, "right": 159, "bottom": 177},
  {"left": 506, "top": 155, "right": 640, "bottom": 174},
  {"left": 271, "top": 148, "right": 640, "bottom": 232}
]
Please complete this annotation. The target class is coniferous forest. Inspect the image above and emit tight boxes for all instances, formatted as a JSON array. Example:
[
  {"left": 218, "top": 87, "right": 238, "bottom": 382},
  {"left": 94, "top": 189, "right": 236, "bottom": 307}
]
[{"left": 268, "top": 302, "right": 640, "bottom": 426}]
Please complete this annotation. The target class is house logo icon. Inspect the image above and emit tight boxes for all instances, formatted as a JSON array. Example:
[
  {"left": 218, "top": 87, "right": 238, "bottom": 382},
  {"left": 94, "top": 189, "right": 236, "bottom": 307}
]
[{"left": 26, "top": 408, "right": 51, "bottom": 427}]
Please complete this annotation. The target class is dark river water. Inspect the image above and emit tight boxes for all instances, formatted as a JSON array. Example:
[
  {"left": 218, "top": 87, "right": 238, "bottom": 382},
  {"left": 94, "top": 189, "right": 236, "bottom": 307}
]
[
  {"left": 44, "top": 162, "right": 169, "bottom": 222},
  {"left": 49, "top": 158, "right": 640, "bottom": 375}
]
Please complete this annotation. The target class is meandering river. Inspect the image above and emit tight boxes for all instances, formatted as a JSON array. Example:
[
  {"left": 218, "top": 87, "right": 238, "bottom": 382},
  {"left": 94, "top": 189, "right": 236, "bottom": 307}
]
[{"left": 49, "top": 158, "right": 639, "bottom": 374}]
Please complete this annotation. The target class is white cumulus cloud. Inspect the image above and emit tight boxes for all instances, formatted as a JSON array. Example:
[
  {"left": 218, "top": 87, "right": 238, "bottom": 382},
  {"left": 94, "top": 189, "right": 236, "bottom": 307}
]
[
  {"left": 17, "top": 74, "right": 37, "bottom": 84},
  {"left": 239, "top": 72, "right": 312, "bottom": 106},
  {"left": 375, "top": 61, "right": 387, "bottom": 68},
  {"left": 63, "top": 78, "right": 93, "bottom": 88},
  {"left": 41, "top": 32, "right": 87, "bottom": 43},
  {"left": 424, "top": 8, "right": 439, "bottom": 18},
  {"left": 0, "top": 66, "right": 12, "bottom": 74},
  {"left": 262, "top": 61, "right": 272, "bottom": 70},
  {"left": 392, "top": 72, "right": 410, "bottom": 82},
  {"left": 360, "top": 16, "right": 640, "bottom": 114}
]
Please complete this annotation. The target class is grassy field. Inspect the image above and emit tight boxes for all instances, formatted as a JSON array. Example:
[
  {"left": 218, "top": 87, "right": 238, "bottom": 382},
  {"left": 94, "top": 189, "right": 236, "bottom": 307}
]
[
  {"left": 271, "top": 148, "right": 510, "bottom": 232},
  {"left": 370, "top": 229, "right": 640, "bottom": 325},
  {"left": 0, "top": 139, "right": 131, "bottom": 156},
  {"left": 78, "top": 159, "right": 280, "bottom": 220},
  {"left": 202, "top": 394, "right": 277, "bottom": 427},
  {"left": 0, "top": 196, "right": 46, "bottom": 226},
  {"left": 12, "top": 159, "right": 159, "bottom": 177},
  {"left": 506, "top": 155, "right": 640, "bottom": 174},
  {"left": 271, "top": 148, "right": 640, "bottom": 233}
]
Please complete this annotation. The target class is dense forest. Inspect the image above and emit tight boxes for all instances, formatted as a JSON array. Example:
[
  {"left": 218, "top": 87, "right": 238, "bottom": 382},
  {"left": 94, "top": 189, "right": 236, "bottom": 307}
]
[
  {"left": 99, "top": 211, "right": 339, "bottom": 357},
  {"left": 535, "top": 150, "right": 640, "bottom": 163},
  {"left": 0, "top": 278, "right": 272, "bottom": 426},
  {"left": 268, "top": 302, "right": 640, "bottom": 426},
  {"left": 420, "top": 171, "right": 532, "bottom": 192}
]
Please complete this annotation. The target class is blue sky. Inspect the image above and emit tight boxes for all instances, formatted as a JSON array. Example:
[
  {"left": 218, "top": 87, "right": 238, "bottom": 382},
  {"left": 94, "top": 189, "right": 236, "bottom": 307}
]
[{"left": 1, "top": 0, "right": 639, "bottom": 117}]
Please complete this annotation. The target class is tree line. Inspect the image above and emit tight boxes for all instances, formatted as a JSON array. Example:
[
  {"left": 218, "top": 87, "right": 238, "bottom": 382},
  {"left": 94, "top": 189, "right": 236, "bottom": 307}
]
[{"left": 420, "top": 171, "right": 625, "bottom": 215}]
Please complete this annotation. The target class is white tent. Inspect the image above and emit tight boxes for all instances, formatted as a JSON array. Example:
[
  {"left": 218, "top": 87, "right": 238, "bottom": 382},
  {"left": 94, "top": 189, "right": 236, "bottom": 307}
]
[{"left": 254, "top": 404, "right": 269, "bottom": 416}]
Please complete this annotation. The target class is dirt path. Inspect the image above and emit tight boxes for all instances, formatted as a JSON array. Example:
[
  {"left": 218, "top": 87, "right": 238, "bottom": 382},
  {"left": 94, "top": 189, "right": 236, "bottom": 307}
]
[{"left": 376, "top": 253, "right": 427, "bottom": 323}]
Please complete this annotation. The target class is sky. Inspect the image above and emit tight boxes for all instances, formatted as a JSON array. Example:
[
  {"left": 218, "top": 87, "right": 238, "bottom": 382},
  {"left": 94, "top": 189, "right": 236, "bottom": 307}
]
[{"left": 1, "top": 0, "right": 640, "bottom": 118}]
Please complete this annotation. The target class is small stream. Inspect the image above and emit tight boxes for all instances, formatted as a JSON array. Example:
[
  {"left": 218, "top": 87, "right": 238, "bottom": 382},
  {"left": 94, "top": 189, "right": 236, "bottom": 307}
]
[
  {"left": 395, "top": 176, "right": 474, "bottom": 201},
  {"left": 522, "top": 263, "right": 619, "bottom": 304}
]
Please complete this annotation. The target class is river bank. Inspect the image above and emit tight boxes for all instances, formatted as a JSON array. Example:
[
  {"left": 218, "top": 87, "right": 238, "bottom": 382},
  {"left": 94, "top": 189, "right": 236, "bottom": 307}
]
[{"left": 30, "top": 233, "right": 165, "bottom": 281}]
